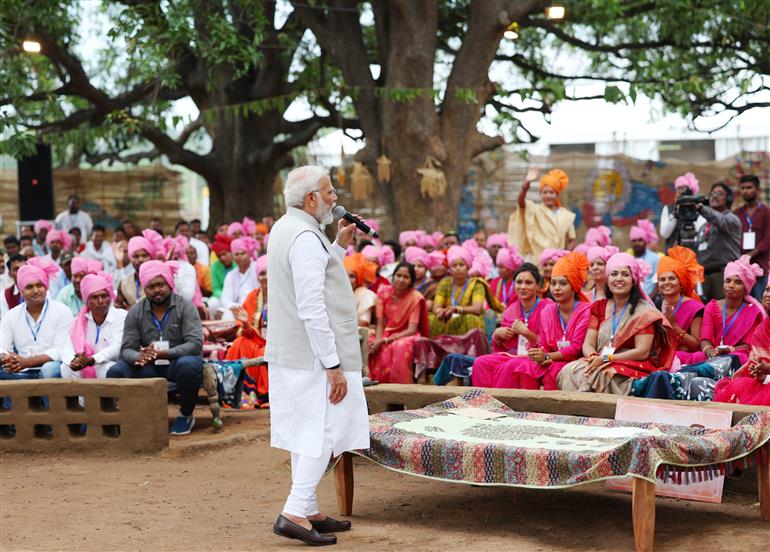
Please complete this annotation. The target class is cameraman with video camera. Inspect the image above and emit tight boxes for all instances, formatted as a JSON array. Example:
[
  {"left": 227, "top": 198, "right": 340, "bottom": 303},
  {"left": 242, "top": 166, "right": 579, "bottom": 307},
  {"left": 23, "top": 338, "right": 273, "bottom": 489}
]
[
  {"left": 733, "top": 174, "right": 770, "bottom": 300},
  {"left": 660, "top": 172, "right": 707, "bottom": 251},
  {"left": 695, "top": 181, "right": 742, "bottom": 300}
]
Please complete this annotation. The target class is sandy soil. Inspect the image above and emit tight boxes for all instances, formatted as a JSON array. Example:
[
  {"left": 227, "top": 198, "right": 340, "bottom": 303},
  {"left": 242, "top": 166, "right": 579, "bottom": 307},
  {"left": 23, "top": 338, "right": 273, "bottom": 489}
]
[{"left": 1, "top": 407, "right": 767, "bottom": 552}]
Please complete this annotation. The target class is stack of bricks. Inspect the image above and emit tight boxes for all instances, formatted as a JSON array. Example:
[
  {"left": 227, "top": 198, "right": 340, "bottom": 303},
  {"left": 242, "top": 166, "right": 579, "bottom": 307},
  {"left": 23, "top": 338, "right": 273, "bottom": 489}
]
[{"left": 0, "top": 379, "right": 168, "bottom": 453}]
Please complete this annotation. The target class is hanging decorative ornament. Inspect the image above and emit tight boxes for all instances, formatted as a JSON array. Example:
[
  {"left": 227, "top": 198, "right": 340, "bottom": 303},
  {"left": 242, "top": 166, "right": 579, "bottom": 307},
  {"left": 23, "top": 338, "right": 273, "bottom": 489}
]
[
  {"left": 418, "top": 156, "right": 447, "bottom": 199},
  {"left": 350, "top": 161, "right": 374, "bottom": 200},
  {"left": 376, "top": 138, "right": 391, "bottom": 183},
  {"left": 336, "top": 145, "right": 346, "bottom": 187}
]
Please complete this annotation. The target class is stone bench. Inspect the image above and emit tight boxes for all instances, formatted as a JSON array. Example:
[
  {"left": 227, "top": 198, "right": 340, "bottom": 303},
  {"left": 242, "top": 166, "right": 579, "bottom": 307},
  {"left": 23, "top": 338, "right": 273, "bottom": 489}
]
[
  {"left": 364, "top": 384, "right": 769, "bottom": 425},
  {"left": 0, "top": 379, "right": 168, "bottom": 453}
]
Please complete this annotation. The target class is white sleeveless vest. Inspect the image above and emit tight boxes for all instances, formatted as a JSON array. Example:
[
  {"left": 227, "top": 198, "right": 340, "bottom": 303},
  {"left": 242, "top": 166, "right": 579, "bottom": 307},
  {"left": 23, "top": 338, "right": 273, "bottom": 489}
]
[{"left": 264, "top": 208, "right": 362, "bottom": 372}]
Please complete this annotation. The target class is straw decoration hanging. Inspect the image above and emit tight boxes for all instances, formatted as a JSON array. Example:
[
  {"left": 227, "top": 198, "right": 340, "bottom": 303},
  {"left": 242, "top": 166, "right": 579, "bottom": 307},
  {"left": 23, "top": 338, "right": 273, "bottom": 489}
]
[
  {"left": 376, "top": 154, "right": 392, "bottom": 183},
  {"left": 336, "top": 145, "right": 346, "bottom": 187},
  {"left": 350, "top": 161, "right": 375, "bottom": 200},
  {"left": 417, "top": 156, "right": 447, "bottom": 199}
]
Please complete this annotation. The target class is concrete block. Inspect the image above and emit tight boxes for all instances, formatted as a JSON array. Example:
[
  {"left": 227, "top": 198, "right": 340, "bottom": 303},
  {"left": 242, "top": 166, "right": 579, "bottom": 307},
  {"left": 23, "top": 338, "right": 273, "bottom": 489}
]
[{"left": 0, "top": 379, "right": 168, "bottom": 453}]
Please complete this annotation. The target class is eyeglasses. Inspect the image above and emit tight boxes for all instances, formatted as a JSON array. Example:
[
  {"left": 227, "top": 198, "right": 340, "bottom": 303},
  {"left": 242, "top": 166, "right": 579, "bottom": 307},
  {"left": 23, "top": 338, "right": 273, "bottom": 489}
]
[{"left": 709, "top": 191, "right": 726, "bottom": 198}]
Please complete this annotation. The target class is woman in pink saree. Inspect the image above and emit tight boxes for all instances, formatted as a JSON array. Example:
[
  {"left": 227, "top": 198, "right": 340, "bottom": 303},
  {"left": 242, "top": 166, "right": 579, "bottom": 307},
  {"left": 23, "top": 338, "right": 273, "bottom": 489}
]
[
  {"left": 471, "top": 262, "right": 552, "bottom": 388},
  {"left": 714, "top": 283, "right": 770, "bottom": 405},
  {"left": 655, "top": 246, "right": 705, "bottom": 366},
  {"left": 368, "top": 263, "right": 430, "bottom": 383}
]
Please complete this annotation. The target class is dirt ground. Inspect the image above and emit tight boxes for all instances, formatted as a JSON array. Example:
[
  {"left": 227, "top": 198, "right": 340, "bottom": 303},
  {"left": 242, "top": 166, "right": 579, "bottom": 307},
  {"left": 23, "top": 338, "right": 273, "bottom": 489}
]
[{"left": 1, "top": 406, "right": 768, "bottom": 552}]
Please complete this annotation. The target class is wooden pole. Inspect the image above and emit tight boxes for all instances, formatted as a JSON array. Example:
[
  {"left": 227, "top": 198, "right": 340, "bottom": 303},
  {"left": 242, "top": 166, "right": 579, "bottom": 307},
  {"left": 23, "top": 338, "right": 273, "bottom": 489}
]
[
  {"left": 334, "top": 452, "right": 354, "bottom": 516},
  {"left": 759, "top": 444, "right": 770, "bottom": 522},
  {"left": 632, "top": 477, "right": 656, "bottom": 552}
]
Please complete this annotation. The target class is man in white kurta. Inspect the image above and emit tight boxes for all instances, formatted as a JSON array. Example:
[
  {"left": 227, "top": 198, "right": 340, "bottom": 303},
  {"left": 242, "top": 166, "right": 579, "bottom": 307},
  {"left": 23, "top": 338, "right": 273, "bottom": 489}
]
[{"left": 266, "top": 165, "right": 369, "bottom": 547}]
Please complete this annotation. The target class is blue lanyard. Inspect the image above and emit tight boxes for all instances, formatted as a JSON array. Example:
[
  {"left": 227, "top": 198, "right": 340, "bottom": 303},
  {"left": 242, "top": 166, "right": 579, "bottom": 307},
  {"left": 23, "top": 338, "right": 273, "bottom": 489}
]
[
  {"left": 721, "top": 302, "right": 746, "bottom": 344},
  {"left": 521, "top": 297, "right": 539, "bottom": 324},
  {"left": 744, "top": 204, "right": 760, "bottom": 230},
  {"left": 25, "top": 300, "right": 49, "bottom": 342},
  {"left": 451, "top": 279, "right": 470, "bottom": 307},
  {"left": 611, "top": 301, "right": 629, "bottom": 339},
  {"left": 672, "top": 296, "right": 684, "bottom": 317},
  {"left": 417, "top": 279, "right": 428, "bottom": 293},
  {"left": 558, "top": 301, "right": 579, "bottom": 337},
  {"left": 95, "top": 324, "right": 102, "bottom": 345},
  {"left": 261, "top": 305, "right": 268, "bottom": 327},
  {"left": 151, "top": 309, "right": 172, "bottom": 339},
  {"left": 500, "top": 279, "right": 514, "bottom": 305},
  {"left": 135, "top": 278, "right": 141, "bottom": 300}
]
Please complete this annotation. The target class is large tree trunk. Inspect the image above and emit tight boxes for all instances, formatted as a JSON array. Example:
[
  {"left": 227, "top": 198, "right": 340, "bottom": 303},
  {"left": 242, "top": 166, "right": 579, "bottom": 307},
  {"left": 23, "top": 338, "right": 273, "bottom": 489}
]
[{"left": 207, "top": 167, "right": 277, "bottom": 227}]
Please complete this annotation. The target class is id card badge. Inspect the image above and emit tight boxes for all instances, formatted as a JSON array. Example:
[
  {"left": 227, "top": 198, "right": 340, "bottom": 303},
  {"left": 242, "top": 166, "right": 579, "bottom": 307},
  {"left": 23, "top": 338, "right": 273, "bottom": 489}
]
[
  {"left": 599, "top": 344, "right": 615, "bottom": 357},
  {"left": 743, "top": 231, "right": 756, "bottom": 250},
  {"left": 557, "top": 339, "right": 570, "bottom": 351},
  {"left": 154, "top": 340, "right": 170, "bottom": 365},
  {"left": 516, "top": 335, "right": 528, "bottom": 356}
]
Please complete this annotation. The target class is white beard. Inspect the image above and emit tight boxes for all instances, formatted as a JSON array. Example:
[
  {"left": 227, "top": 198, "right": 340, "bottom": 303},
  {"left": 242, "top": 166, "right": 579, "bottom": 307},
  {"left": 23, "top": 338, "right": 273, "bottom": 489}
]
[{"left": 315, "top": 201, "right": 334, "bottom": 226}]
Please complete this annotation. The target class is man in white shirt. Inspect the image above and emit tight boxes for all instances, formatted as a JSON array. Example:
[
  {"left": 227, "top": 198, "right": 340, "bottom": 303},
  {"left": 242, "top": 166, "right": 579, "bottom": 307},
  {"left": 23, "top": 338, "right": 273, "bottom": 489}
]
[
  {"left": 55, "top": 195, "right": 93, "bottom": 245},
  {"left": 82, "top": 225, "right": 117, "bottom": 273},
  {"left": 266, "top": 166, "right": 369, "bottom": 546},
  {"left": 219, "top": 237, "right": 259, "bottom": 318},
  {"left": 0, "top": 255, "right": 27, "bottom": 324},
  {"left": 0, "top": 257, "right": 73, "bottom": 380},
  {"left": 61, "top": 272, "right": 126, "bottom": 379}
]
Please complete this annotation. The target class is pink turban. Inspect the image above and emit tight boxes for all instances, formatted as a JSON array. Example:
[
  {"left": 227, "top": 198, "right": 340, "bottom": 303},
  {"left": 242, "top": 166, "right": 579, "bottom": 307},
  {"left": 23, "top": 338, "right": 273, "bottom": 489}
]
[
  {"left": 432, "top": 231, "right": 444, "bottom": 245},
  {"left": 128, "top": 229, "right": 163, "bottom": 259},
  {"left": 587, "top": 245, "right": 620, "bottom": 263},
  {"left": 242, "top": 217, "right": 257, "bottom": 236},
  {"left": 629, "top": 219, "right": 658, "bottom": 248},
  {"left": 674, "top": 172, "right": 699, "bottom": 195},
  {"left": 496, "top": 247, "right": 525, "bottom": 271},
  {"left": 404, "top": 246, "right": 431, "bottom": 267},
  {"left": 485, "top": 233, "right": 509, "bottom": 249},
  {"left": 17, "top": 256, "right": 59, "bottom": 291},
  {"left": 71, "top": 257, "right": 102, "bottom": 276},
  {"left": 585, "top": 225, "right": 612, "bottom": 247},
  {"left": 399, "top": 231, "right": 419, "bottom": 247},
  {"left": 428, "top": 250, "right": 446, "bottom": 271},
  {"left": 447, "top": 245, "right": 473, "bottom": 269},
  {"left": 162, "top": 235, "right": 189, "bottom": 262},
  {"left": 34, "top": 220, "right": 54, "bottom": 234},
  {"left": 724, "top": 255, "right": 768, "bottom": 319},
  {"left": 574, "top": 243, "right": 590, "bottom": 255},
  {"left": 139, "top": 260, "right": 179, "bottom": 292},
  {"left": 255, "top": 255, "right": 268, "bottom": 275},
  {"left": 227, "top": 221, "right": 244, "bottom": 237},
  {"left": 361, "top": 245, "right": 379, "bottom": 262},
  {"left": 378, "top": 245, "right": 396, "bottom": 266},
  {"left": 70, "top": 271, "right": 116, "bottom": 377},
  {"left": 417, "top": 232, "right": 437, "bottom": 249},
  {"left": 469, "top": 251, "right": 493, "bottom": 278},
  {"left": 231, "top": 237, "right": 259, "bottom": 258},
  {"left": 462, "top": 238, "right": 482, "bottom": 253},
  {"left": 540, "top": 248, "right": 569, "bottom": 267},
  {"left": 46, "top": 229, "right": 73, "bottom": 251},
  {"left": 605, "top": 252, "right": 652, "bottom": 302},
  {"left": 364, "top": 219, "right": 380, "bottom": 233}
]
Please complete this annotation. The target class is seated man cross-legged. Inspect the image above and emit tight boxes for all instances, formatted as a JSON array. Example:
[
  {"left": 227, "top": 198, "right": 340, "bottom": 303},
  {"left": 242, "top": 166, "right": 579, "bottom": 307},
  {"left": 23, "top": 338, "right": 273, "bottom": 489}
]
[
  {"left": 0, "top": 257, "right": 73, "bottom": 381},
  {"left": 107, "top": 260, "right": 203, "bottom": 435}
]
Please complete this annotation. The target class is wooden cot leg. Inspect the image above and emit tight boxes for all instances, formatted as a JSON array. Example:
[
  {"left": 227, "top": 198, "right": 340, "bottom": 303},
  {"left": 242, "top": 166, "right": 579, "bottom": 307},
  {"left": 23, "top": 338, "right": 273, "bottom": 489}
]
[
  {"left": 632, "top": 477, "right": 656, "bottom": 552},
  {"left": 759, "top": 444, "right": 770, "bottom": 522},
  {"left": 334, "top": 452, "right": 354, "bottom": 516}
]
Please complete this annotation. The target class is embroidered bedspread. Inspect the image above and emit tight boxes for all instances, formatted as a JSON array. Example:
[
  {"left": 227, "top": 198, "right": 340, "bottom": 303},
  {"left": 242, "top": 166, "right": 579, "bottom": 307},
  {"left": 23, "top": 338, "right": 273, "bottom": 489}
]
[{"left": 354, "top": 390, "right": 770, "bottom": 487}]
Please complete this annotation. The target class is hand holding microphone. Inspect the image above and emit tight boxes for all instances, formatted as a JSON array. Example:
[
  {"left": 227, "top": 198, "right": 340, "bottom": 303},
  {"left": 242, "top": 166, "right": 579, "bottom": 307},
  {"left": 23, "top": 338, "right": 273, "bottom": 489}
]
[{"left": 333, "top": 206, "right": 379, "bottom": 239}]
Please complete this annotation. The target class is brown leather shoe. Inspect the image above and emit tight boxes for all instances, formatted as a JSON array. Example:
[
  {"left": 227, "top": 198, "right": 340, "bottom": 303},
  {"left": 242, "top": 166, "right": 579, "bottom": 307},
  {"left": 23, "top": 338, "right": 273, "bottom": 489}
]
[
  {"left": 310, "top": 517, "right": 352, "bottom": 533},
  {"left": 273, "top": 514, "right": 337, "bottom": 546}
]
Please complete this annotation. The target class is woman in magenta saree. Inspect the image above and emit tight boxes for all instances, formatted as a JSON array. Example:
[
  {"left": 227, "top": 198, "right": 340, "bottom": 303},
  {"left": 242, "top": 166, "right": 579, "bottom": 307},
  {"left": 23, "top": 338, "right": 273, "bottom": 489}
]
[
  {"left": 714, "top": 283, "right": 770, "bottom": 405},
  {"left": 471, "top": 262, "right": 552, "bottom": 388},
  {"left": 368, "top": 263, "right": 430, "bottom": 383},
  {"left": 655, "top": 246, "right": 705, "bottom": 366}
]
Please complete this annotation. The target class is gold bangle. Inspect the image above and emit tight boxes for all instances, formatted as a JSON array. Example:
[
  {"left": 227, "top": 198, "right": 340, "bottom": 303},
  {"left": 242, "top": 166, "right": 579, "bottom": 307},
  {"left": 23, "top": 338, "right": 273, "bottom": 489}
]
[{"left": 457, "top": 306, "right": 463, "bottom": 314}]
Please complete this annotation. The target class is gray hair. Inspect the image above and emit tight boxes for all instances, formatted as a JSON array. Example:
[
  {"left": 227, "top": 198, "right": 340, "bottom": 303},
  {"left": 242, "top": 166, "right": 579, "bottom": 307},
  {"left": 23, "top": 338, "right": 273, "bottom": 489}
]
[{"left": 284, "top": 165, "right": 329, "bottom": 208}]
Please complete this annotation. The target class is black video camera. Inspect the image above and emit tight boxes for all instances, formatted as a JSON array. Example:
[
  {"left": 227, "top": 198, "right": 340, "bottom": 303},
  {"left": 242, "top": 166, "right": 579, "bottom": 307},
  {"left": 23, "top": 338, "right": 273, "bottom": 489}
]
[{"left": 675, "top": 190, "right": 708, "bottom": 223}]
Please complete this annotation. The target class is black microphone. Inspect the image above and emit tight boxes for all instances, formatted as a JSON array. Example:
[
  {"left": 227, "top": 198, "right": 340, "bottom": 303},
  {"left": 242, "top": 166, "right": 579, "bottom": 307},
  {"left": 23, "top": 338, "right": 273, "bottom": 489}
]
[{"left": 332, "top": 205, "right": 379, "bottom": 239}]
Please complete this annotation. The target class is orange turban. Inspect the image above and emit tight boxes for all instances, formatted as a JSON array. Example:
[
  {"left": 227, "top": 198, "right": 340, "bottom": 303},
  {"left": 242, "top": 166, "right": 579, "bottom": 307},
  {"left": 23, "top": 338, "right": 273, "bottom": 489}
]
[
  {"left": 539, "top": 169, "right": 569, "bottom": 206},
  {"left": 657, "top": 245, "right": 704, "bottom": 302},
  {"left": 343, "top": 253, "right": 377, "bottom": 287},
  {"left": 551, "top": 251, "right": 590, "bottom": 302}
]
